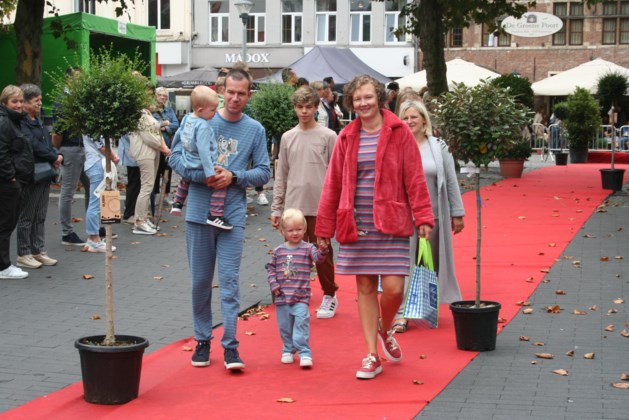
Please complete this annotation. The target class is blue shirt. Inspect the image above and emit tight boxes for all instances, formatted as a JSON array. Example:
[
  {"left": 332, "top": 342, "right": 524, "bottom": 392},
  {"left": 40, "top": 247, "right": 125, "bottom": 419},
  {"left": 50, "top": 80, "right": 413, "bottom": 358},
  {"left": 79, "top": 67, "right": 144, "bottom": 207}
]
[{"left": 180, "top": 114, "right": 218, "bottom": 178}]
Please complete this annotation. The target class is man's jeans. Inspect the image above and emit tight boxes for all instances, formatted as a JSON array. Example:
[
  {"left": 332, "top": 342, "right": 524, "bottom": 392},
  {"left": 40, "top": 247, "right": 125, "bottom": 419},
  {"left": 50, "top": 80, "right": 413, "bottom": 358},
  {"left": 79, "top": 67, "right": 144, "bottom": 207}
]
[{"left": 58, "top": 146, "right": 89, "bottom": 236}]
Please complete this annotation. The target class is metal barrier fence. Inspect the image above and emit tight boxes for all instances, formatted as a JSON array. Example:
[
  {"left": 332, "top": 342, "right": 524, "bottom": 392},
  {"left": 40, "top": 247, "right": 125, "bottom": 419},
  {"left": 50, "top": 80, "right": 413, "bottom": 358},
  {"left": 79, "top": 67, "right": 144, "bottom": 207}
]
[{"left": 529, "top": 124, "right": 629, "bottom": 152}]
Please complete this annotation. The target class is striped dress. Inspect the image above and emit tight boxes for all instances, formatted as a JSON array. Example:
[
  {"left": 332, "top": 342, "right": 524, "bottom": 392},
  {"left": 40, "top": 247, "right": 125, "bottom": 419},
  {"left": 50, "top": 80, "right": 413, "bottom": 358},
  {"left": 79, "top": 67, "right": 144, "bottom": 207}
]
[{"left": 336, "top": 129, "right": 411, "bottom": 275}]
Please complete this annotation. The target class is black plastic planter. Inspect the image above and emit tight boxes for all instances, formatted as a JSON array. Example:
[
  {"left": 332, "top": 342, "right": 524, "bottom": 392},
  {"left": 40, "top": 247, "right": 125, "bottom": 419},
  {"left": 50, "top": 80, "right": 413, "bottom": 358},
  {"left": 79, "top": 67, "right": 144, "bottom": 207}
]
[
  {"left": 555, "top": 152, "right": 568, "bottom": 166},
  {"left": 450, "top": 301, "right": 501, "bottom": 351},
  {"left": 75, "top": 335, "right": 149, "bottom": 404},
  {"left": 600, "top": 168, "right": 625, "bottom": 191}
]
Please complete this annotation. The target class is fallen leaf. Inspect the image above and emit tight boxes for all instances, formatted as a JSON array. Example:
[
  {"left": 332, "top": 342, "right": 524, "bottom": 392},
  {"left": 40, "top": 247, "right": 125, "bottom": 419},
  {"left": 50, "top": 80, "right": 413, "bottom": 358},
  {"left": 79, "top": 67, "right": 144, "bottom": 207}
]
[
  {"left": 604, "top": 325, "right": 615, "bottom": 332},
  {"left": 589, "top": 305, "right": 598, "bottom": 311},
  {"left": 71, "top": 217, "right": 83, "bottom": 223},
  {"left": 419, "top": 355, "right": 428, "bottom": 359},
  {"left": 548, "top": 243, "right": 556, "bottom": 247},
  {"left": 583, "top": 353, "right": 595, "bottom": 359},
  {"left": 412, "top": 379, "right": 424, "bottom": 385},
  {"left": 547, "top": 305, "right": 561, "bottom": 313},
  {"left": 533, "top": 342, "right": 545, "bottom": 346},
  {"left": 572, "top": 260, "right": 582, "bottom": 267},
  {"left": 573, "top": 309, "right": 587, "bottom": 315},
  {"left": 519, "top": 336, "right": 530, "bottom": 341},
  {"left": 523, "top": 308, "right": 534, "bottom": 314},
  {"left": 613, "top": 298, "right": 625, "bottom": 304},
  {"left": 259, "top": 314, "right": 270, "bottom": 320},
  {"left": 498, "top": 317, "right": 507, "bottom": 323},
  {"left": 517, "top": 216, "right": 526, "bottom": 220},
  {"left": 608, "top": 308, "right": 618, "bottom": 314},
  {"left": 600, "top": 256, "right": 610, "bottom": 262},
  {"left": 535, "top": 353, "right": 554, "bottom": 359},
  {"left": 516, "top": 300, "right": 531, "bottom": 306},
  {"left": 258, "top": 238, "right": 267, "bottom": 242},
  {"left": 576, "top": 209, "right": 583, "bottom": 213},
  {"left": 212, "top": 283, "right": 219, "bottom": 289},
  {"left": 611, "top": 383, "right": 629, "bottom": 389},
  {"left": 531, "top": 360, "right": 538, "bottom": 365},
  {"left": 182, "top": 346, "right": 192, "bottom": 352},
  {"left": 566, "top": 350, "right": 575, "bottom": 357},
  {"left": 621, "top": 329, "right": 629, "bottom": 338},
  {"left": 540, "top": 268, "right": 550, "bottom": 273},
  {"left": 525, "top": 277, "right": 534, "bottom": 283},
  {"left": 583, "top": 233, "right": 595, "bottom": 238},
  {"left": 555, "top": 290, "right": 567, "bottom": 295},
  {"left": 553, "top": 369, "right": 569, "bottom": 376},
  {"left": 130, "top": 241, "right": 142, "bottom": 245},
  {"left": 82, "top": 274, "right": 94, "bottom": 280},
  {"left": 155, "top": 233, "right": 169, "bottom": 237},
  {"left": 620, "top": 373, "right": 629, "bottom": 381},
  {"left": 615, "top": 256, "right": 624, "bottom": 260},
  {"left": 245, "top": 331, "right": 256, "bottom": 336},
  {"left": 170, "top": 225, "right": 179, "bottom": 229},
  {"left": 153, "top": 276, "right": 163, "bottom": 280},
  {"left": 553, "top": 196, "right": 562, "bottom": 200},
  {"left": 276, "top": 397, "right": 295, "bottom": 403},
  {"left": 161, "top": 264, "right": 171, "bottom": 268},
  {"left": 250, "top": 284, "right": 257, "bottom": 288},
  {"left": 91, "top": 314, "right": 101, "bottom": 320}
]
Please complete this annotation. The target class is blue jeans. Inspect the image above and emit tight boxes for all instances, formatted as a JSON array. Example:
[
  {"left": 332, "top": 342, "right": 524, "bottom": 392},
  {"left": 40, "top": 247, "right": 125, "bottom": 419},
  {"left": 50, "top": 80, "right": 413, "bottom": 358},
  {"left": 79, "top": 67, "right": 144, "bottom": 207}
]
[
  {"left": 85, "top": 163, "right": 104, "bottom": 236},
  {"left": 275, "top": 302, "right": 311, "bottom": 358}
]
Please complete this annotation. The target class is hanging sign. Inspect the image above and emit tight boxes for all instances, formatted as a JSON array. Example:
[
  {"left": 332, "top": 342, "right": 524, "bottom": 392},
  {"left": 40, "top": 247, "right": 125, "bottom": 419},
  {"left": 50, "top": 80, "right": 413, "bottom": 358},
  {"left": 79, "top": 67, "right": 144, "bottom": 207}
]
[{"left": 501, "top": 12, "right": 563, "bottom": 38}]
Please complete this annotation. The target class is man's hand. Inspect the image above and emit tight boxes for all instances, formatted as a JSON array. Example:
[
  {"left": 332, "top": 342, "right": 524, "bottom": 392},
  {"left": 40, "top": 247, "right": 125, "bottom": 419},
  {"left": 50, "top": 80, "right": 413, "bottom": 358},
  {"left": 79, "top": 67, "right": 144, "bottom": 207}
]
[
  {"left": 317, "top": 237, "right": 330, "bottom": 251},
  {"left": 207, "top": 167, "right": 232, "bottom": 189},
  {"left": 271, "top": 215, "right": 280, "bottom": 229},
  {"left": 53, "top": 154, "right": 63, "bottom": 169},
  {"left": 111, "top": 152, "right": 120, "bottom": 165},
  {"left": 451, "top": 216, "right": 464, "bottom": 234}
]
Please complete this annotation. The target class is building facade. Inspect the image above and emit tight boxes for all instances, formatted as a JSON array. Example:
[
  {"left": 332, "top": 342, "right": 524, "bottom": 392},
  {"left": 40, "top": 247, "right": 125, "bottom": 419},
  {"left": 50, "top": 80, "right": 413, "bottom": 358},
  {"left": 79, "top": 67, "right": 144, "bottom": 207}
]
[{"left": 442, "top": 0, "right": 629, "bottom": 82}]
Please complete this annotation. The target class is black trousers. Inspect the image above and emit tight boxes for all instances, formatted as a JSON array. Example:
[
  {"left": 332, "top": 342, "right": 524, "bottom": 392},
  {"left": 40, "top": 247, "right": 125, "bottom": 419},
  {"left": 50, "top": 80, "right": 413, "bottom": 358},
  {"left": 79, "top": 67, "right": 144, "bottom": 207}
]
[
  {"left": 0, "top": 180, "right": 23, "bottom": 270},
  {"left": 123, "top": 166, "right": 141, "bottom": 221},
  {"left": 150, "top": 154, "right": 172, "bottom": 215}
]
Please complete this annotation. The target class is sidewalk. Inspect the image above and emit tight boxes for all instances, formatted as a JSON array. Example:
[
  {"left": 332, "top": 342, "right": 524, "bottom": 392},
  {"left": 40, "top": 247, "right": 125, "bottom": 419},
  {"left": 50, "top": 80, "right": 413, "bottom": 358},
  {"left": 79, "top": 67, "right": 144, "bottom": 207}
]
[{"left": 1, "top": 157, "right": 627, "bottom": 418}]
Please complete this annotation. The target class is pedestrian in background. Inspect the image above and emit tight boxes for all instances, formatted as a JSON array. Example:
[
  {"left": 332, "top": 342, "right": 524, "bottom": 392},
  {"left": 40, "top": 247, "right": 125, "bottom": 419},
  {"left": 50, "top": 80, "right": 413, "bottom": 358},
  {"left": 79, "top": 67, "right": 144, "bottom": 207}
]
[
  {"left": 315, "top": 75, "right": 433, "bottom": 380},
  {"left": 0, "top": 85, "right": 33, "bottom": 279},
  {"left": 267, "top": 208, "right": 328, "bottom": 368},
  {"left": 16, "top": 84, "right": 62, "bottom": 269}
]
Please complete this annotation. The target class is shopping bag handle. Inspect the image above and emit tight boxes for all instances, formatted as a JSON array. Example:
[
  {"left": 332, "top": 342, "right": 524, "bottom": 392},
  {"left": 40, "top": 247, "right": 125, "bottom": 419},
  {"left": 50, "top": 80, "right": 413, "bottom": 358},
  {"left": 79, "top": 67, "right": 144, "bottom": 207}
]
[{"left": 416, "top": 237, "right": 434, "bottom": 271}]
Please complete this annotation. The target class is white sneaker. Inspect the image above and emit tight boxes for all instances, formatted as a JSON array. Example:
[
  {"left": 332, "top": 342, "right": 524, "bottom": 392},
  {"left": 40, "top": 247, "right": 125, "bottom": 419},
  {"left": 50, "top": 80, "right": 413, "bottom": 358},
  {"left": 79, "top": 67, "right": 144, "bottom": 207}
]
[
  {"left": 0, "top": 265, "right": 29, "bottom": 279},
  {"left": 16, "top": 255, "right": 43, "bottom": 269},
  {"left": 299, "top": 356, "right": 313, "bottom": 368},
  {"left": 133, "top": 221, "right": 157, "bottom": 235},
  {"left": 84, "top": 240, "right": 116, "bottom": 253},
  {"left": 257, "top": 192, "right": 269, "bottom": 206},
  {"left": 281, "top": 353, "right": 294, "bottom": 364},
  {"left": 33, "top": 253, "right": 58, "bottom": 266},
  {"left": 316, "top": 294, "right": 338, "bottom": 319},
  {"left": 146, "top": 219, "right": 160, "bottom": 231}
]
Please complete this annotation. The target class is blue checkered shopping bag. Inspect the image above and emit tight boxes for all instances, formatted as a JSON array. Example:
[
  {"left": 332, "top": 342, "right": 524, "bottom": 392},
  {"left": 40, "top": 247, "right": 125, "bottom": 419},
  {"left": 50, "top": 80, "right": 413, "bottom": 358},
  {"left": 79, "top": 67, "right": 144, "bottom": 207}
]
[{"left": 403, "top": 238, "right": 439, "bottom": 328}]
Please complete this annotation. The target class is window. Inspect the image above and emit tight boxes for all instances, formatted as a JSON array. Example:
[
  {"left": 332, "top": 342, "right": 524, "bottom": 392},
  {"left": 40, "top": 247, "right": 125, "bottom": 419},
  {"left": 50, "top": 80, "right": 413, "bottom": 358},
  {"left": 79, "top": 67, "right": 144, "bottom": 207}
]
[
  {"left": 209, "top": 1, "right": 229, "bottom": 44},
  {"left": 350, "top": 1, "right": 371, "bottom": 43},
  {"left": 75, "top": 0, "right": 95, "bottom": 14},
  {"left": 602, "top": 1, "right": 629, "bottom": 44},
  {"left": 316, "top": 0, "right": 337, "bottom": 43},
  {"left": 148, "top": 0, "right": 170, "bottom": 30},
  {"left": 482, "top": 23, "right": 510, "bottom": 47},
  {"left": 384, "top": 0, "right": 406, "bottom": 43},
  {"left": 246, "top": 0, "right": 266, "bottom": 44},
  {"left": 449, "top": 27, "right": 463, "bottom": 47},
  {"left": 552, "top": 2, "right": 584, "bottom": 46},
  {"left": 282, "top": 0, "right": 303, "bottom": 44}
]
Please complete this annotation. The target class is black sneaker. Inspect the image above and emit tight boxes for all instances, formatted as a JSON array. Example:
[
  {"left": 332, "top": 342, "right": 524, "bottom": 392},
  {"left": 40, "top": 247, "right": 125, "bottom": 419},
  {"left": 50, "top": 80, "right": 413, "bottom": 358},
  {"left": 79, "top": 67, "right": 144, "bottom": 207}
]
[
  {"left": 224, "top": 348, "right": 245, "bottom": 370},
  {"left": 191, "top": 340, "right": 210, "bottom": 367},
  {"left": 207, "top": 215, "right": 234, "bottom": 230},
  {"left": 61, "top": 232, "right": 86, "bottom": 246},
  {"left": 99, "top": 227, "right": 119, "bottom": 239},
  {"left": 170, "top": 202, "right": 183, "bottom": 216}
]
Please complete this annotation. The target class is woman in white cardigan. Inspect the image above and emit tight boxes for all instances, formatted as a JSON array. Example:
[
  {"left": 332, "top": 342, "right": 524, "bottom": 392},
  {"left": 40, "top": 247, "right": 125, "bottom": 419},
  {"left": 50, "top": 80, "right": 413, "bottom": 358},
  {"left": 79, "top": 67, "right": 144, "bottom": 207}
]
[{"left": 393, "top": 99, "right": 465, "bottom": 333}]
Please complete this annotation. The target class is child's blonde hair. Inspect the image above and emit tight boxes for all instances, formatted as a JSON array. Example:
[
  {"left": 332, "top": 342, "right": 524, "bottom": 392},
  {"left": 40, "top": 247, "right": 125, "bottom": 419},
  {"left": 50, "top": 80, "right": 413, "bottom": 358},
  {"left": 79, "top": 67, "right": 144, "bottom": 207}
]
[
  {"left": 280, "top": 208, "right": 307, "bottom": 234},
  {"left": 190, "top": 85, "right": 218, "bottom": 110}
]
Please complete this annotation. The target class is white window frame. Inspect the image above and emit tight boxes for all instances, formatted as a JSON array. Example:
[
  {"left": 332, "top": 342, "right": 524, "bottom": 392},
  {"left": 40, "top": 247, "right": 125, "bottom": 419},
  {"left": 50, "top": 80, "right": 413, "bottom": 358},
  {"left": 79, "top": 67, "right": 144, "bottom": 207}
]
[
  {"left": 148, "top": 0, "right": 170, "bottom": 31},
  {"left": 316, "top": 1, "right": 337, "bottom": 44},
  {"left": 209, "top": 12, "right": 229, "bottom": 44},
  {"left": 282, "top": 13, "right": 303, "bottom": 44},
  {"left": 384, "top": 11, "right": 405, "bottom": 44},
  {"left": 74, "top": 0, "right": 95, "bottom": 14},
  {"left": 246, "top": 14, "right": 266, "bottom": 44}
]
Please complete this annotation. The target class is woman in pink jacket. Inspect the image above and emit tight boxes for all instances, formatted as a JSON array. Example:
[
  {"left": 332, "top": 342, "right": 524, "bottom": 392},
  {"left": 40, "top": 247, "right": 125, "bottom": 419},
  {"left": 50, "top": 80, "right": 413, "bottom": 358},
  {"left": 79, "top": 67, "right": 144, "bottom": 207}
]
[{"left": 316, "top": 75, "right": 434, "bottom": 380}]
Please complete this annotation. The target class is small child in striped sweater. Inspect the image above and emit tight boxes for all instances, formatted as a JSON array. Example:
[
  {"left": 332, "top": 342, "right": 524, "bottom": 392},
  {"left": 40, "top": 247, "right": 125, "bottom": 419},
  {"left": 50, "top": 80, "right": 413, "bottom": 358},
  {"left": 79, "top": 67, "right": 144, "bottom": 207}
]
[{"left": 266, "top": 208, "right": 329, "bottom": 368}]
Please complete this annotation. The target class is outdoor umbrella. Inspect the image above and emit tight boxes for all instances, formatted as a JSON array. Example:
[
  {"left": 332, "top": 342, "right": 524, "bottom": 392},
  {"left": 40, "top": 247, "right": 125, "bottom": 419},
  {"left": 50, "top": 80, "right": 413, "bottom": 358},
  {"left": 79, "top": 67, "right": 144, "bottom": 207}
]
[
  {"left": 157, "top": 67, "right": 219, "bottom": 89},
  {"left": 395, "top": 58, "right": 500, "bottom": 90}
]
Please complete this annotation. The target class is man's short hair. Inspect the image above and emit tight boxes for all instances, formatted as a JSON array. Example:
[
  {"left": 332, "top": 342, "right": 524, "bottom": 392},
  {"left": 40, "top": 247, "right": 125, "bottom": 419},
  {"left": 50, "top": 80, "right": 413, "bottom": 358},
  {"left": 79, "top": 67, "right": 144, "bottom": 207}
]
[
  {"left": 387, "top": 81, "right": 400, "bottom": 91},
  {"left": 19, "top": 84, "right": 42, "bottom": 102},
  {"left": 291, "top": 86, "right": 320, "bottom": 107}
]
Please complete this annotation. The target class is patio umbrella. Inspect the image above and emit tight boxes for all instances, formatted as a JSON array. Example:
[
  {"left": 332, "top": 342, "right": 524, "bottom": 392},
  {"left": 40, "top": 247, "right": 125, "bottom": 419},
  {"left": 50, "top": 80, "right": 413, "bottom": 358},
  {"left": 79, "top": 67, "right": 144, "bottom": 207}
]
[
  {"left": 395, "top": 58, "right": 500, "bottom": 90},
  {"left": 157, "top": 67, "right": 219, "bottom": 89}
]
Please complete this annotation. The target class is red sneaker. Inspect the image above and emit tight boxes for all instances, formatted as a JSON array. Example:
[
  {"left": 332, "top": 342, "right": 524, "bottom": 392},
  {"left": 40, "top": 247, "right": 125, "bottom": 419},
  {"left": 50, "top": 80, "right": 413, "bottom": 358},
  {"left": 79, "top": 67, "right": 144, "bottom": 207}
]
[
  {"left": 356, "top": 353, "right": 382, "bottom": 379},
  {"left": 378, "top": 329, "right": 402, "bottom": 362}
]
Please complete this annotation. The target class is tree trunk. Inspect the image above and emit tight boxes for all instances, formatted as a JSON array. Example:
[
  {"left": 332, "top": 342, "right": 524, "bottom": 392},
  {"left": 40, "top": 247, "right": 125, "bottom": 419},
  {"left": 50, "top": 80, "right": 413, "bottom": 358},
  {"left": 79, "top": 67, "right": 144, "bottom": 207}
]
[
  {"left": 418, "top": 0, "right": 448, "bottom": 96},
  {"left": 14, "top": 0, "right": 45, "bottom": 86},
  {"left": 103, "top": 138, "right": 116, "bottom": 345},
  {"left": 475, "top": 172, "right": 482, "bottom": 308}
]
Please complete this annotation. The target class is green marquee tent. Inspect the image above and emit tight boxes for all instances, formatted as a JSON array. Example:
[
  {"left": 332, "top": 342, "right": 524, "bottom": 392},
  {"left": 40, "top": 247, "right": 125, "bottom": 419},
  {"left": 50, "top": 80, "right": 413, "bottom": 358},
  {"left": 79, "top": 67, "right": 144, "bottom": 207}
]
[{"left": 0, "top": 12, "right": 156, "bottom": 115}]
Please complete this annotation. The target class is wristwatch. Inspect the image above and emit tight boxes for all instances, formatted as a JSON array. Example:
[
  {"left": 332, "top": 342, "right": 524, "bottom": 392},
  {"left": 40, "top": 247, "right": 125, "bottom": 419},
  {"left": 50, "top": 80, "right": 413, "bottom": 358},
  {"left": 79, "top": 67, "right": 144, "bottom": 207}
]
[{"left": 230, "top": 171, "right": 238, "bottom": 185}]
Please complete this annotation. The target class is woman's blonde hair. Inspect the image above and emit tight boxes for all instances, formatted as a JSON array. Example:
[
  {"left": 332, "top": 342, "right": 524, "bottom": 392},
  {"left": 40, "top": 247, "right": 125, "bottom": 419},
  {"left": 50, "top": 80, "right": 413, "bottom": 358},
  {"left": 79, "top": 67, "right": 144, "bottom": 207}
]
[
  {"left": 0, "top": 85, "right": 23, "bottom": 105},
  {"left": 398, "top": 99, "right": 433, "bottom": 137},
  {"left": 280, "top": 208, "right": 307, "bottom": 234}
]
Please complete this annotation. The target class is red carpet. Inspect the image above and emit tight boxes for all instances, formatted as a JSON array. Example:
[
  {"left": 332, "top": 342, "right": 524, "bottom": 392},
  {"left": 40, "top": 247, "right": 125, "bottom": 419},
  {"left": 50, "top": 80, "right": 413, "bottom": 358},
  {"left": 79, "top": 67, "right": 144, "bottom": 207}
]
[
  {"left": 3, "top": 164, "right": 621, "bottom": 420},
  {"left": 588, "top": 150, "right": 629, "bottom": 164}
]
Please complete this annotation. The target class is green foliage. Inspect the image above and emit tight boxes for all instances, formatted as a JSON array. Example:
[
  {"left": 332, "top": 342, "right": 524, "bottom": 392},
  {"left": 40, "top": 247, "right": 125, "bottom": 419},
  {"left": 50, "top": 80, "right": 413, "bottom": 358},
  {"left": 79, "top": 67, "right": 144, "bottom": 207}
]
[
  {"left": 249, "top": 83, "right": 298, "bottom": 141},
  {"left": 491, "top": 73, "right": 535, "bottom": 110},
  {"left": 553, "top": 102, "right": 569, "bottom": 121},
  {"left": 497, "top": 138, "right": 533, "bottom": 160},
  {"left": 0, "top": 0, "right": 17, "bottom": 27},
  {"left": 596, "top": 71, "right": 629, "bottom": 110},
  {"left": 565, "top": 87, "right": 602, "bottom": 149},
  {"left": 52, "top": 48, "right": 149, "bottom": 141},
  {"left": 431, "top": 81, "right": 530, "bottom": 167}
]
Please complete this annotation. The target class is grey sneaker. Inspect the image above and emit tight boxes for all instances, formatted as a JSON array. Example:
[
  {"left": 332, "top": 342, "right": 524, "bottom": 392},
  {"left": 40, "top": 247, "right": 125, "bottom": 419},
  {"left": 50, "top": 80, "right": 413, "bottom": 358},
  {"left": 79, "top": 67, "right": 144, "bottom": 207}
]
[
  {"left": 224, "top": 348, "right": 245, "bottom": 370},
  {"left": 191, "top": 340, "right": 210, "bottom": 367},
  {"left": 61, "top": 232, "right": 85, "bottom": 246}
]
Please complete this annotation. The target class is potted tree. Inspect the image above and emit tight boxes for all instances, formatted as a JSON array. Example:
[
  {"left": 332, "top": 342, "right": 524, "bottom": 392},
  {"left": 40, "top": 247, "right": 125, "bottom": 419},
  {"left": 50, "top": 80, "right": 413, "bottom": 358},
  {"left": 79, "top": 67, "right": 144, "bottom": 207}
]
[
  {"left": 597, "top": 71, "right": 628, "bottom": 190},
  {"left": 550, "top": 102, "right": 570, "bottom": 165},
  {"left": 497, "top": 138, "right": 533, "bottom": 178},
  {"left": 565, "top": 87, "right": 601, "bottom": 164},
  {"left": 52, "top": 48, "right": 150, "bottom": 404},
  {"left": 432, "top": 81, "right": 529, "bottom": 351}
]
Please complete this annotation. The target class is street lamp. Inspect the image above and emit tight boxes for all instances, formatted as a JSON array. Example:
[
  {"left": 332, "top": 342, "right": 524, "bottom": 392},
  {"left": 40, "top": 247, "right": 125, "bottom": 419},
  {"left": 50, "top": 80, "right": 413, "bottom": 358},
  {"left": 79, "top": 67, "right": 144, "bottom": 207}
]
[{"left": 235, "top": 0, "right": 254, "bottom": 63}]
